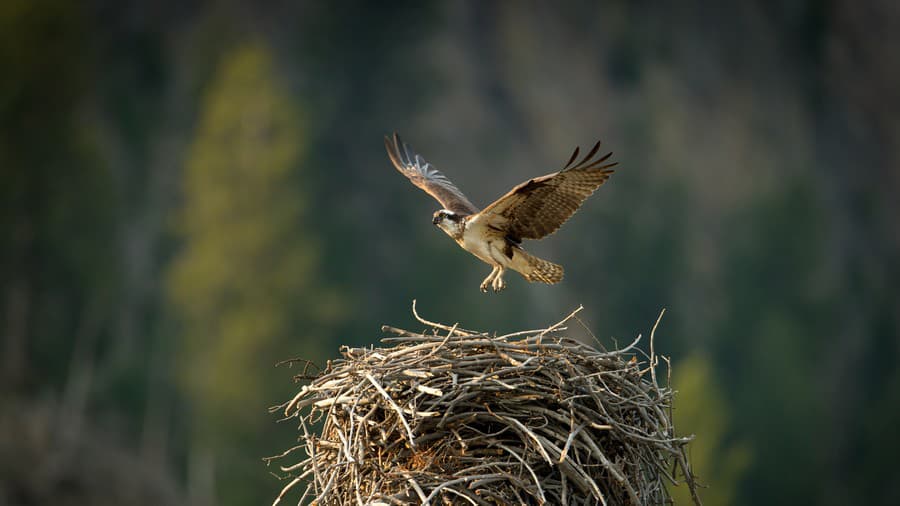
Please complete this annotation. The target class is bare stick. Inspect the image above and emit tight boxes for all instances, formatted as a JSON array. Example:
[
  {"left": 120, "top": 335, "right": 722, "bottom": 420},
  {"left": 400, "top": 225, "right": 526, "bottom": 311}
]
[{"left": 267, "top": 305, "right": 700, "bottom": 505}]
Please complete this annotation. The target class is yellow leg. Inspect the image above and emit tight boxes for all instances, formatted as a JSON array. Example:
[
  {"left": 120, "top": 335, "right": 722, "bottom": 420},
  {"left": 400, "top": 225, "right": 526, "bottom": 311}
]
[
  {"left": 491, "top": 267, "right": 506, "bottom": 293},
  {"left": 480, "top": 266, "right": 499, "bottom": 293}
]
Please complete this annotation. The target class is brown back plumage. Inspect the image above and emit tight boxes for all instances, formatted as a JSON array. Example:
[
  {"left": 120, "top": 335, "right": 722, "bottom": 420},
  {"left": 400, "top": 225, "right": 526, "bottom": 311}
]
[{"left": 479, "top": 140, "right": 616, "bottom": 241}]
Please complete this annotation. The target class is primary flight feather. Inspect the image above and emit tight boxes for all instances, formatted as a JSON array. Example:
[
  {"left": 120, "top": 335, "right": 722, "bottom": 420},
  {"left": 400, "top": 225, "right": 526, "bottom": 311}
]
[{"left": 385, "top": 132, "right": 616, "bottom": 293}]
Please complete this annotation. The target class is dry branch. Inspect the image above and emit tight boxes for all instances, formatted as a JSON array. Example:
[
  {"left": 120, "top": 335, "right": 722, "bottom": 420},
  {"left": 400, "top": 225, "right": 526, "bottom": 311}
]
[{"left": 267, "top": 304, "right": 700, "bottom": 505}]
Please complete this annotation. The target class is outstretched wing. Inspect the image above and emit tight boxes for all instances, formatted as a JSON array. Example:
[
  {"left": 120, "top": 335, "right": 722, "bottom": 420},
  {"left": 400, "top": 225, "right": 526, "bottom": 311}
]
[
  {"left": 385, "top": 132, "right": 479, "bottom": 215},
  {"left": 479, "top": 139, "right": 617, "bottom": 241}
]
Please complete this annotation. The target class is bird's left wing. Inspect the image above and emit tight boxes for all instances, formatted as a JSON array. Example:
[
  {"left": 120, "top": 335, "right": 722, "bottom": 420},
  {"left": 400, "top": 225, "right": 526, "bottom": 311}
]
[
  {"left": 385, "top": 132, "right": 480, "bottom": 215},
  {"left": 479, "top": 139, "right": 617, "bottom": 241}
]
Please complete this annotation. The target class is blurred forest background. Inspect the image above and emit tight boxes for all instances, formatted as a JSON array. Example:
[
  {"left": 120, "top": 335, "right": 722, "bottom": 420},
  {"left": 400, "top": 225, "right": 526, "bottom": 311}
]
[{"left": 1, "top": 1, "right": 898, "bottom": 505}]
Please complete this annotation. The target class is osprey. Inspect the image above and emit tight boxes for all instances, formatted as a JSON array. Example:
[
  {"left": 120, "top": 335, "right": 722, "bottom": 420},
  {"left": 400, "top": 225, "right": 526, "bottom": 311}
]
[{"left": 385, "top": 133, "right": 616, "bottom": 293}]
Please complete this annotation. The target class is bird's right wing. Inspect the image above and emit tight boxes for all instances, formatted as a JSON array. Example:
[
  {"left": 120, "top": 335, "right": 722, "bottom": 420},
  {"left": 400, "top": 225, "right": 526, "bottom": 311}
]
[
  {"left": 479, "top": 140, "right": 617, "bottom": 241},
  {"left": 385, "top": 132, "right": 480, "bottom": 215}
]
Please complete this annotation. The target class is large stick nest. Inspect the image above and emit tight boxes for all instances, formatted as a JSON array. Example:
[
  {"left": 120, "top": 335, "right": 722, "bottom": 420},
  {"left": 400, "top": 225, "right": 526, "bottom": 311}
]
[{"left": 268, "top": 304, "right": 700, "bottom": 505}]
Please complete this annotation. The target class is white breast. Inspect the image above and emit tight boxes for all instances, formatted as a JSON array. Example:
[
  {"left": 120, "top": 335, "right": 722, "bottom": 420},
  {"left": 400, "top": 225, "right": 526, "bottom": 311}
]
[{"left": 459, "top": 215, "right": 509, "bottom": 267}]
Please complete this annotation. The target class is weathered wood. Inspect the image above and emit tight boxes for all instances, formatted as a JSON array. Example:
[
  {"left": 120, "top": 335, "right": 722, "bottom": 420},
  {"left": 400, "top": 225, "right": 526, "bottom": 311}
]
[{"left": 267, "top": 304, "right": 700, "bottom": 506}]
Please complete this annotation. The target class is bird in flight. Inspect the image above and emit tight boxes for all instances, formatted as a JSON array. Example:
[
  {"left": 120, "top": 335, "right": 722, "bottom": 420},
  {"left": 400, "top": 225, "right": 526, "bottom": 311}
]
[{"left": 385, "top": 133, "right": 616, "bottom": 293}]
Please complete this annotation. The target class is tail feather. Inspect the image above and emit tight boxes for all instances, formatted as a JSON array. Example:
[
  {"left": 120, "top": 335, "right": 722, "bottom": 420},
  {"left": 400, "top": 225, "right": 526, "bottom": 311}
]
[{"left": 515, "top": 249, "right": 564, "bottom": 284}]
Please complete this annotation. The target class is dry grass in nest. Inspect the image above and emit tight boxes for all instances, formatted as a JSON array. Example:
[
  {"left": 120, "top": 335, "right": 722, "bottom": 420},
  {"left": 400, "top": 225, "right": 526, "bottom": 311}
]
[{"left": 267, "top": 303, "right": 700, "bottom": 505}]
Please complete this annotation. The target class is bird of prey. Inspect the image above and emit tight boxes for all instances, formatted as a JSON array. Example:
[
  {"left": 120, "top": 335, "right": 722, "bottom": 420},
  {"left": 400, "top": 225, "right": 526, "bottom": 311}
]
[{"left": 385, "top": 133, "right": 616, "bottom": 293}]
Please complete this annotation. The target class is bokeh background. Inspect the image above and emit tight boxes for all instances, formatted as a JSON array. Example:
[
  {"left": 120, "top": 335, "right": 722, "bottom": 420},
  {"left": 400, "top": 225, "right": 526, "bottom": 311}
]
[{"left": 2, "top": 1, "right": 898, "bottom": 505}]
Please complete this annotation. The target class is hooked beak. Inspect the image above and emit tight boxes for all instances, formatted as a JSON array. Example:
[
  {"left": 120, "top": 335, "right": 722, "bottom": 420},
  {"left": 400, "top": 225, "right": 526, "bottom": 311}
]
[{"left": 432, "top": 214, "right": 441, "bottom": 225}]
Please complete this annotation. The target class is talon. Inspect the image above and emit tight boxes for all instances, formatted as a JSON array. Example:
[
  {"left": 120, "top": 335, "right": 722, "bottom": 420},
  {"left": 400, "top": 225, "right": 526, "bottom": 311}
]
[
  {"left": 480, "top": 266, "right": 500, "bottom": 293},
  {"left": 492, "top": 275, "right": 506, "bottom": 293}
]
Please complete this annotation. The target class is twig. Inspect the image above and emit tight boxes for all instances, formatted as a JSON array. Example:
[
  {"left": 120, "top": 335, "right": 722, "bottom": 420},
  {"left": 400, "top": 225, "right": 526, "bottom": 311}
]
[
  {"left": 266, "top": 305, "right": 700, "bottom": 505},
  {"left": 650, "top": 308, "right": 666, "bottom": 395}
]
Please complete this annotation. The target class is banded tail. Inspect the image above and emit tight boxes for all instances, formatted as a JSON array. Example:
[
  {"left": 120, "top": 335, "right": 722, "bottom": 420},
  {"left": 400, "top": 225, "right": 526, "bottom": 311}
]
[{"left": 514, "top": 248, "right": 564, "bottom": 284}]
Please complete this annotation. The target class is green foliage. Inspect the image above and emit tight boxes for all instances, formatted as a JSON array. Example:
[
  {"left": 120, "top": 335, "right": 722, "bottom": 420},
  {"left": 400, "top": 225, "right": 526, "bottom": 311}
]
[
  {"left": 0, "top": 0, "right": 119, "bottom": 387},
  {"left": 670, "top": 355, "right": 751, "bottom": 506},
  {"left": 166, "top": 41, "right": 333, "bottom": 504},
  {"left": 715, "top": 181, "right": 832, "bottom": 503},
  {"left": 0, "top": 0, "right": 89, "bottom": 131}
]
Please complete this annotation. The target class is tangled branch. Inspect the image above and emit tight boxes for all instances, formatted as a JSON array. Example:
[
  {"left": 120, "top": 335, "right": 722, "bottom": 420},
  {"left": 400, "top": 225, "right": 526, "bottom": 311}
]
[{"left": 267, "top": 303, "right": 700, "bottom": 505}]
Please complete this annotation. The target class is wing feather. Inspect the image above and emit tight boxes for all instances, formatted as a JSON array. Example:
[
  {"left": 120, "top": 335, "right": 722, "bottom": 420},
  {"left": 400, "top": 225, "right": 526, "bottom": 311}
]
[
  {"left": 561, "top": 145, "right": 580, "bottom": 170},
  {"left": 385, "top": 132, "right": 479, "bottom": 215},
  {"left": 479, "top": 139, "right": 617, "bottom": 241}
]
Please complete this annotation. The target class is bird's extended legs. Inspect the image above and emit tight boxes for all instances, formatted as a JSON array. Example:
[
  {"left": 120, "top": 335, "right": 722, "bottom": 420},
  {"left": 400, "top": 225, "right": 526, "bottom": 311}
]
[
  {"left": 480, "top": 266, "right": 499, "bottom": 293},
  {"left": 491, "top": 267, "right": 506, "bottom": 292},
  {"left": 480, "top": 265, "right": 506, "bottom": 293}
]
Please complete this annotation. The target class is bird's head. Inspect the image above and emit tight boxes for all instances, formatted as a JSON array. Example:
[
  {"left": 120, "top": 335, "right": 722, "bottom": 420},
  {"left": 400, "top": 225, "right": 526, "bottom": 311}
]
[{"left": 432, "top": 209, "right": 463, "bottom": 238}]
